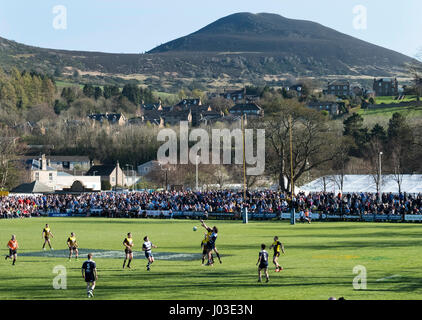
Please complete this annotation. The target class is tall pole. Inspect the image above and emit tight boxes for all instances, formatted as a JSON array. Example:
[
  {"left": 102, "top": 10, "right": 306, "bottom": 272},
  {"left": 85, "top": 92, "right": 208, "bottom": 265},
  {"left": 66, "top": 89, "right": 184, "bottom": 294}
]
[
  {"left": 132, "top": 164, "right": 135, "bottom": 191},
  {"left": 242, "top": 113, "right": 248, "bottom": 224},
  {"left": 196, "top": 155, "right": 199, "bottom": 191},
  {"left": 242, "top": 113, "right": 246, "bottom": 200},
  {"left": 289, "top": 115, "right": 295, "bottom": 225},
  {"left": 378, "top": 152, "right": 383, "bottom": 203}
]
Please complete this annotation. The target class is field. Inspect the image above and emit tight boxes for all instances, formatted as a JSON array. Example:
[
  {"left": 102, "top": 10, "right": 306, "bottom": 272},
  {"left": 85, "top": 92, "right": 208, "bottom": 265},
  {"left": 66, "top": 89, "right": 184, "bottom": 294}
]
[
  {"left": 373, "top": 96, "right": 418, "bottom": 104},
  {"left": 0, "top": 218, "right": 421, "bottom": 300}
]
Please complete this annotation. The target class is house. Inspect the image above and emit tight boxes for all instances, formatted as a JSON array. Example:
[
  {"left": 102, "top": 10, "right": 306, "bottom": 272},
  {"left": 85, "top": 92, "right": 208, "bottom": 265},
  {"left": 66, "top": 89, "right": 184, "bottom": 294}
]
[
  {"left": 199, "top": 110, "right": 225, "bottom": 126},
  {"left": 229, "top": 103, "right": 264, "bottom": 117},
  {"left": 88, "top": 113, "right": 127, "bottom": 126},
  {"left": 141, "top": 102, "right": 161, "bottom": 111},
  {"left": 373, "top": 78, "right": 399, "bottom": 96},
  {"left": 11, "top": 181, "right": 54, "bottom": 194},
  {"left": 27, "top": 154, "right": 100, "bottom": 192},
  {"left": 326, "top": 80, "right": 350, "bottom": 96},
  {"left": 128, "top": 110, "right": 165, "bottom": 127},
  {"left": 162, "top": 109, "right": 192, "bottom": 126},
  {"left": 306, "top": 101, "right": 340, "bottom": 116},
  {"left": 288, "top": 84, "right": 304, "bottom": 97},
  {"left": 220, "top": 88, "right": 246, "bottom": 102},
  {"left": 137, "top": 160, "right": 161, "bottom": 176},
  {"left": 190, "top": 105, "right": 214, "bottom": 127},
  {"left": 85, "top": 161, "right": 125, "bottom": 188},
  {"left": 22, "top": 155, "right": 91, "bottom": 174},
  {"left": 175, "top": 98, "right": 202, "bottom": 109}
]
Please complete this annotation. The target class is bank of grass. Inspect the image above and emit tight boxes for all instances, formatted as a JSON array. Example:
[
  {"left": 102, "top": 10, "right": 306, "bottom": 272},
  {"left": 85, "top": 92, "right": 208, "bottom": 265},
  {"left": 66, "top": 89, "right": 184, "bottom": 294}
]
[
  {"left": 0, "top": 218, "right": 421, "bottom": 300},
  {"left": 358, "top": 105, "right": 422, "bottom": 122}
]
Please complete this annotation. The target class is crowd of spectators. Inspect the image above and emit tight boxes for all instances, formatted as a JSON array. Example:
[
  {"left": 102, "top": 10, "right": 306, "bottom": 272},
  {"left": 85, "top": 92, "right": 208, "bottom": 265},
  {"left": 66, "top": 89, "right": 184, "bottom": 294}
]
[
  {"left": 294, "top": 192, "right": 422, "bottom": 216},
  {"left": 0, "top": 190, "right": 421, "bottom": 219}
]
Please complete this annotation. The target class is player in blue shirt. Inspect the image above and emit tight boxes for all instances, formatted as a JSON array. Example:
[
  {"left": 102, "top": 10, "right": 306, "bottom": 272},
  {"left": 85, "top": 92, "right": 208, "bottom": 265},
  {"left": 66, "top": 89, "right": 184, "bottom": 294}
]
[
  {"left": 256, "top": 244, "right": 269, "bottom": 283},
  {"left": 82, "top": 253, "right": 97, "bottom": 298}
]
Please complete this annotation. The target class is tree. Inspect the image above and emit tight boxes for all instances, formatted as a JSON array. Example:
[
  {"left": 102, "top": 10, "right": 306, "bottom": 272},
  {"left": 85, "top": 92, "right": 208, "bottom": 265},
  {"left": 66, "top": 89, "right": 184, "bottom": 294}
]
[
  {"left": 370, "top": 123, "right": 387, "bottom": 143},
  {"left": 343, "top": 113, "right": 369, "bottom": 155},
  {"left": 94, "top": 86, "right": 103, "bottom": 100},
  {"left": 61, "top": 87, "right": 76, "bottom": 105},
  {"left": 103, "top": 85, "right": 120, "bottom": 99},
  {"left": 122, "top": 84, "right": 141, "bottom": 105},
  {"left": 330, "top": 136, "right": 355, "bottom": 193},
  {"left": 0, "top": 131, "right": 26, "bottom": 190},
  {"left": 386, "top": 113, "right": 414, "bottom": 193},
  {"left": 265, "top": 99, "right": 337, "bottom": 192},
  {"left": 83, "top": 84, "right": 95, "bottom": 98}
]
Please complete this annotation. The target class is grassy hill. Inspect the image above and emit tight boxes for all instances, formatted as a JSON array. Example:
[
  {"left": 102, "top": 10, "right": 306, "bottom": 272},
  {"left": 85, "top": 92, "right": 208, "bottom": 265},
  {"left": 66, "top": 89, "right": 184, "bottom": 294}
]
[{"left": 0, "top": 12, "right": 419, "bottom": 91}]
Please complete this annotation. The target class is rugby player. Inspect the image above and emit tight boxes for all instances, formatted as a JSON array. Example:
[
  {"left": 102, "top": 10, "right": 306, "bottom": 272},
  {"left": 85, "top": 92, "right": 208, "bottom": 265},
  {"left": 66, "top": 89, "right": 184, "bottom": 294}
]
[
  {"left": 142, "top": 236, "right": 157, "bottom": 271},
  {"left": 201, "top": 233, "right": 214, "bottom": 266},
  {"left": 5, "top": 235, "right": 18, "bottom": 266},
  {"left": 269, "top": 236, "right": 285, "bottom": 272},
  {"left": 42, "top": 224, "right": 54, "bottom": 250},
  {"left": 67, "top": 232, "right": 79, "bottom": 261},
  {"left": 200, "top": 219, "right": 221, "bottom": 265},
  {"left": 123, "top": 232, "right": 134, "bottom": 269},
  {"left": 256, "top": 244, "right": 269, "bottom": 283},
  {"left": 82, "top": 253, "right": 97, "bottom": 298}
]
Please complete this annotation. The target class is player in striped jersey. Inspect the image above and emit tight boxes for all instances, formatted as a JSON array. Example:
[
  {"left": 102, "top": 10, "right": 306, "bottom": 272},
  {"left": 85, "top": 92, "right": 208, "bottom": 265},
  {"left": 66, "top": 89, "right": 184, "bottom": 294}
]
[
  {"left": 142, "top": 236, "right": 157, "bottom": 271},
  {"left": 256, "top": 244, "right": 269, "bottom": 283}
]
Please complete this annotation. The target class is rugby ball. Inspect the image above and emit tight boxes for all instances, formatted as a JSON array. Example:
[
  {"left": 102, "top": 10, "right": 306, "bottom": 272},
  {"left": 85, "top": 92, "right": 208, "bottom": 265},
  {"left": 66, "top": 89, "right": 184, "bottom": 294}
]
[{"left": 193, "top": 226, "right": 197, "bottom": 231}]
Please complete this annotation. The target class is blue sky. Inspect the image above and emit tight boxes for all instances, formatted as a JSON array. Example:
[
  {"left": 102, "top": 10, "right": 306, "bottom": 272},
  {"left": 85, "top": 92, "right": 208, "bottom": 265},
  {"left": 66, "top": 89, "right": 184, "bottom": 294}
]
[{"left": 0, "top": 0, "right": 421, "bottom": 58}]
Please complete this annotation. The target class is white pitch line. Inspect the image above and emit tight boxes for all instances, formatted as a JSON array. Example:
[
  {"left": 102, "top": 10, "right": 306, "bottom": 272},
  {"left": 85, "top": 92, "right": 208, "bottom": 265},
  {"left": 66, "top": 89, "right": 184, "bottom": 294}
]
[{"left": 376, "top": 274, "right": 401, "bottom": 282}]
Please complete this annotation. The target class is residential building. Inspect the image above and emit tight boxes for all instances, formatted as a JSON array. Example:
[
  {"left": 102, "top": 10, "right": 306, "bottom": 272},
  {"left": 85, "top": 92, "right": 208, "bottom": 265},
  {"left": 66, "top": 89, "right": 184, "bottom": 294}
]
[
  {"left": 137, "top": 160, "right": 161, "bottom": 176},
  {"left": 175, "top": 98, "right": 202, "bottom": 109},
  {"left": 220, "top": 88, "right": 246, "bottom": 102},
  {"left": 373, "top": 78, "right": 399, "bottom": 96},
  {"left": 162, "top": 109, "right": 192, "bottom": 126},
  {"left": 28, "top": 154, "right": 100, "bottom": 192},
  {"left": 88, "top": 113, "right": 127, "bottom": 126},
  {"left": 306, "top": 101, "right": 340, "bottom": 116},
  {"left": 326, "top": 80, "right": 350, "bottom": 96},
  {"left": 85, "top": 161, "right": 125, "bottom": 187},
  {"left": 229, "top": 102, "right": 264, "bottom": 117}
]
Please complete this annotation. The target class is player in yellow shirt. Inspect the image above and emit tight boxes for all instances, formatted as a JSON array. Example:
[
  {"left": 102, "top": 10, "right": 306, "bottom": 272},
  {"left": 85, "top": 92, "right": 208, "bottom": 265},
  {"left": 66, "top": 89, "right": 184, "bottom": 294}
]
[
  {"left": 122, "top": 232, "right": 134, "bottom": 269},
  {"left": 201, "top": 232, "right": 213, "bottom": 265},
  {"left": 42, "top": 224, "right": 54, "bottom": 250},
  {"left": 269, "top": 236, "right": 285, "bottom": 272},
  {"left": 67, "top": 232, "right": 79, "bottom": 261}
]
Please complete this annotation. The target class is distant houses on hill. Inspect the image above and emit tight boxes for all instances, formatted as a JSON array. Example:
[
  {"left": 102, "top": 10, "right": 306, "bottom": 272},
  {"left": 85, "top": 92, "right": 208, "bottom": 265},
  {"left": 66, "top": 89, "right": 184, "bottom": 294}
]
[
  {"left": 86, "top": 90, "right": 264, "bottom": 128},
  {"left": 82, "top": 79, "right": 406, "bottom": 129}
]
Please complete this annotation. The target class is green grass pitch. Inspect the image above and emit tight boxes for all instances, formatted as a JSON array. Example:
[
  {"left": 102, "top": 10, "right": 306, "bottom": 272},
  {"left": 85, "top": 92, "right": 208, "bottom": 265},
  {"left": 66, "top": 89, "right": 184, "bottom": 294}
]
[{"left": 0, "top": 218, "right": 421, "bottom": 300}]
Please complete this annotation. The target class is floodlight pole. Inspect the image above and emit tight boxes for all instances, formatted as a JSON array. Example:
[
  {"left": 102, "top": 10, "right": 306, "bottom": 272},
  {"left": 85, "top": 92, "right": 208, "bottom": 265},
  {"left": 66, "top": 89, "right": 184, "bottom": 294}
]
[
  {"left": 378, "top": 152, "right": 383, "bottom": 204},
  {"left": 242, "top": 113, "right": 248, "bottom": 224},
  {"left": 289, "top": 115, "right": 295, "bottom": 225},
  {"left": 196, "top": 155, "right": 199, "bottom": 191}
]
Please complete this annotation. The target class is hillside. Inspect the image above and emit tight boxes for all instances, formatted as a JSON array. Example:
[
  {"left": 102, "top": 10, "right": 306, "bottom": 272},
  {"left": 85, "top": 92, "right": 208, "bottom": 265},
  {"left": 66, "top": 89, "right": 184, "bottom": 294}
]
[{"left": 0, "top": 12, "right": 419, "bottom": 89}]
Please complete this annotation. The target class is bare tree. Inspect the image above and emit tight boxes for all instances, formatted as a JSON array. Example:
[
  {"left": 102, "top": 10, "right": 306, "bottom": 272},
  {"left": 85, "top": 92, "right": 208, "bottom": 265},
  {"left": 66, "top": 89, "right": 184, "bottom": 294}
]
[
  {"left": 0, "top": 130, "right": 27, "bottom": 190},
  {"left": 265, "top": 99, "right": 338, "bottom": 192}
]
